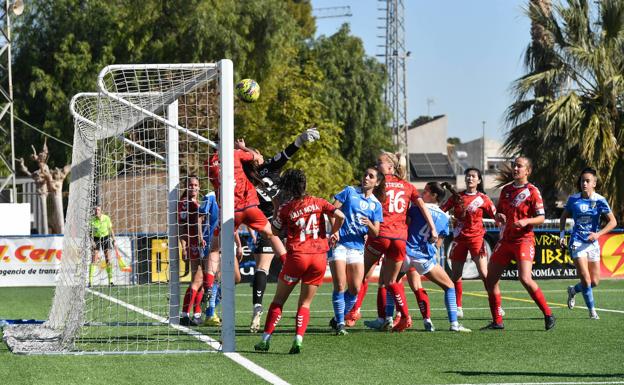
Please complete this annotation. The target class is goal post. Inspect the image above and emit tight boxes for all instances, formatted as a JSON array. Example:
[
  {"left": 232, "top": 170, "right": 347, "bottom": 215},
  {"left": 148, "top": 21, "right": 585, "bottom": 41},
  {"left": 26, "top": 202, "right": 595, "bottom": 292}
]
[{"left": 3, "top": 60, "right": 236, "bottom": 354}]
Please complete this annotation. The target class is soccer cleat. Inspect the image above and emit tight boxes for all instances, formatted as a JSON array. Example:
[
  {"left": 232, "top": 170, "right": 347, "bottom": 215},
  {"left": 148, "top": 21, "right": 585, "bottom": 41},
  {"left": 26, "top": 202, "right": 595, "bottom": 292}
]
[
  {"left": 344, "top": 308, "right": 361, "bottom": 327},
  {"left": 192, "top": 316, "right": 202, "bottom": 326},
  {"left": 363, "top": 318, "right": 385, "bottom": 331},
  {"left": 288, "top": 340, "right": 302, "bottom": 354},
  {"left": 250, "top": 306, "right": 263, "bottom": 333},
  {"left": 480, "top": 322, "right": 504, "bottom": 330},
  {"left": 335, "top": 324, "right": 348, "bottom": 336},
  {"left": 450, "top": 324, "right": 472, "bottom": 333},
  {"left": 381, "top": 318, "right": 393, "bottom": 332},
  {"left": 393, "top": 312, "right": 402, "bottom": 327},
  {"left": 254, "top": 340, "right": 270, "bottom": 352},
  {"left": 545, "top": 314, "right": 556, "bottom": 330},
  {"left": 329, "top": 317, "right": 338, "bottom": 331},
  {"left": 392, "top": 315, "right": 412, "bottom": 333},
  {"left": 179, "top": 316, "right": 192, "bottom": 327},
  {"left": 203, "top": 314, "right": 221, "bottom": 327},
  {"left": 589, "top": 309, "right": 599, "bottom": 320},
  {"left": 423, "top": 318, "right": 435, "bottom": 332},
  {"left": 567, "top": 285, "right": 576, "bottom": 309},
  {"left": 456, "top": 307, "right": 464, "bottom": 319}
]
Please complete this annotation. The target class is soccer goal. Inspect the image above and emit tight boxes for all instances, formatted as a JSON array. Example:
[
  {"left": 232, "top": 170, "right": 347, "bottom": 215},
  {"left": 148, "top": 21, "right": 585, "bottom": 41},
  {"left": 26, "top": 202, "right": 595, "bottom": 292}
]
[{"left": 3, "top": 61, "right": 236, "bottom": 354}]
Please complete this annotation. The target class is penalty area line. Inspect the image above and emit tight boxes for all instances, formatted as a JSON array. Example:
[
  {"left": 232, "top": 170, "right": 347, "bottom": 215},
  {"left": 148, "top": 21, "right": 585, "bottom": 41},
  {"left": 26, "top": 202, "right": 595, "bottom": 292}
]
[
  {"left": 456, "top": 290, "right": 624, "bottom": 315},
  {"left": 88, "top": 289, "right": 290, "bottom": 385},
  {"left": 449, "top": 381, "right": 624, "bottom": 385}
]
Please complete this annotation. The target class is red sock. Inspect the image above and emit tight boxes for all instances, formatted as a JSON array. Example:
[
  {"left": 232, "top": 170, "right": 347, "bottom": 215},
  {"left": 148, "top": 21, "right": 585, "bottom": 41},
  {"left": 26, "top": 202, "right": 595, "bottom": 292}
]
[
  {"left": 353, "top": 279, "right": 369, "bottom": 313},
  {"left": 182, "top": 287, "right": 192, "bottom": 314},
  {"left": 194, "top": 288, "right": 204, "bottom": 314},
  {"left": 388, "top": 282, "right": 409, "bottom": 318},
  {"left": 203, "top": 272, "right": 215, "bottom": 290},
  {"left": 264, "top": 302, "right": 283, "bottom": 335},
  {"left": 295, "top": 306, "right": 311, "bottom": 338},
  {"left": 415, "top": 288, "right": 430, "bottom": 319},
  {"left": 185, "top": 288, "right": 198, "bottom": 315},
  {"left": 377, "top": 286, "right": 387, "bottom": 318},
  {"left": 488, "top": 291, "right": 503, "bottom": 324},
  {"left": 455, "top": 279, "right": 463, "bottom": 307},
  {"left": 528, "top": 287, "right": 552, "bottom": 316}
]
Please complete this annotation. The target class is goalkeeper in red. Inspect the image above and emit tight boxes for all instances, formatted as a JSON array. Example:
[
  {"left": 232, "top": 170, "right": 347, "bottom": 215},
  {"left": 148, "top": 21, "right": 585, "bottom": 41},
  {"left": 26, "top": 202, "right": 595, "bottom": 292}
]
[
  {"left": 482, "top": 157, "right": 555, "bottom": 330},
  {"left": 254, "top": 169, "right": 345, "bottom": 354}
]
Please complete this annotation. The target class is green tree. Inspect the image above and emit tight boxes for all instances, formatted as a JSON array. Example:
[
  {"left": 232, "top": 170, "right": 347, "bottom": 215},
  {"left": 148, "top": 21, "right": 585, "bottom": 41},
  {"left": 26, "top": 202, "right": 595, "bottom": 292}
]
[
  {"left": 311, "top": 24, "right": 393, "bottom": 178},
  {"left": 505, "top": 0, "right": 624, "bottom": 218},
  {"left": 10, "top": 0, "right": 310, "bottom": 167}
]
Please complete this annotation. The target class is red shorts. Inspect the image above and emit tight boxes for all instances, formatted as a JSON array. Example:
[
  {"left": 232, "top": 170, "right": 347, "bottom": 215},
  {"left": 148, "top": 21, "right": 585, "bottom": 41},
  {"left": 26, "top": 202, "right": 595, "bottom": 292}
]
[
  {"left": 450, "top": 237, "right": 486, "bottom": 262},
  {"left": 234, "top": 206, "right": 268, "bottom": 232},
  {"left": 365, "top": 237, "right": 406, "bottom": 263},
  {"left": 279, "top": 252, "right": 327, "bottom": 286},
  {"left": 490, "top": 240, "right": 535, "bottom": 266}
]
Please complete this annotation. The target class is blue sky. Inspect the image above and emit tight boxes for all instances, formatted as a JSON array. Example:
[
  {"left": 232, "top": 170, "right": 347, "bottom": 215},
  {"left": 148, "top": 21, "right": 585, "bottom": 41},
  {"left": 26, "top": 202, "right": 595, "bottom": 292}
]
[{"left": 312, "top": 0, "right": 531, "bottom": 144}]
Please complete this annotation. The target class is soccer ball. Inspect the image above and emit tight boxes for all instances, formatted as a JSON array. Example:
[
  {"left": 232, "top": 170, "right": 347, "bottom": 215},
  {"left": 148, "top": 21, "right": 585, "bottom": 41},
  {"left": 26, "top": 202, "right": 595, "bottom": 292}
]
[{"left": 235, "top": 78, "right": 260, "bottom": 103}]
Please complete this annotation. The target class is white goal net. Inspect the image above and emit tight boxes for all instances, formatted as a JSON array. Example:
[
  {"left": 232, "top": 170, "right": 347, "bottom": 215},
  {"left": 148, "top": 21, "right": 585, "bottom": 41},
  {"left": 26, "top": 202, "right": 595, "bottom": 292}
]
[{"left": 3, "top": 61, "right": 236, "bottom": 354}]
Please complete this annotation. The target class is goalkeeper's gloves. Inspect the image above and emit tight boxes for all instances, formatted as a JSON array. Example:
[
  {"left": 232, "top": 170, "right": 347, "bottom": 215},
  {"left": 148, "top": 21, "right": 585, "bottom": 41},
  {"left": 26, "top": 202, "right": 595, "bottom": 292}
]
[{"left": 294, "top": 127, "right": 320, "bottom": 147}]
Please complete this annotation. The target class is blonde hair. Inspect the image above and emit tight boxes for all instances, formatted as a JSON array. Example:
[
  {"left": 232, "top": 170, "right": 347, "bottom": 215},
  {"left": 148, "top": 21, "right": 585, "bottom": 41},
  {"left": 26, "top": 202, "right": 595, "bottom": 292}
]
[{"left": 379, "top": 151, "right": 407, "bottom": 180}]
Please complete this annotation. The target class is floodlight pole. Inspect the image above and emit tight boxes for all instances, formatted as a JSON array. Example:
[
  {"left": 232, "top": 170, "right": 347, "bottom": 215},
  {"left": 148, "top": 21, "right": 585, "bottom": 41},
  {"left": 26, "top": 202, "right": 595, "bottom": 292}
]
[{"left": 0, "top": 0, "right": 18, "bottom": 202}]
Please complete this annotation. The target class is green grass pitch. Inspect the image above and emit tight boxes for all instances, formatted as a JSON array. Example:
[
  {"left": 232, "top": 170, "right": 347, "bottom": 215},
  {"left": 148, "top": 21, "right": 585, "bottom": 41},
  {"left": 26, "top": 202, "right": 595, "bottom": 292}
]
[{"left": 1, "top": 279, "right": 623, "bottom": 385}]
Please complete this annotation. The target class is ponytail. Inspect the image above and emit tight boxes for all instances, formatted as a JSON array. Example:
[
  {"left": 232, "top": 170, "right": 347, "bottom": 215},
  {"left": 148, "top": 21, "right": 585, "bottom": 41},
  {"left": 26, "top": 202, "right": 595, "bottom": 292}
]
[
  {"left": 426, "top": 181, "right": 446, "bottom": 204},
  {"left": 441, "top": 181, "right": 465, "bottom": 215},
  {"left": 379, "top": 150, "right": 407, "bottom": 180}
]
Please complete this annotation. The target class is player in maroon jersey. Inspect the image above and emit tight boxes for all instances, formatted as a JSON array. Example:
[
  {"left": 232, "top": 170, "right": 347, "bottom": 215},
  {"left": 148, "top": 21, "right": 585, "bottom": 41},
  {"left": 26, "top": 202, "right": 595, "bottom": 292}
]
[
  {"left": 482, "top": 157, "right": 555, "bottom": 330},
  {"left": 440, "top": 168, "right": 497, "bottom": 318},
  {"left": 254, "top": 169, "right": 345, "bottom": 354},
  {"left": 204, "top": 143, "right": 286, "bottom": 292},
  {"left": 178, "top": 176, "right": 206, "bottom": 326},
  {"left": 348, "top": 151, "right": 438, "bottom": 332}
]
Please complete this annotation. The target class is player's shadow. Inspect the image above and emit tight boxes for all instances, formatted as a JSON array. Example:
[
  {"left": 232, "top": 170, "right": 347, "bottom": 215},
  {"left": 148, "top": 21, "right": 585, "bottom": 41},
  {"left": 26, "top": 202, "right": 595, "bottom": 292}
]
[{"left": 446, "top": 370, "right": 624, "bottom": 379}]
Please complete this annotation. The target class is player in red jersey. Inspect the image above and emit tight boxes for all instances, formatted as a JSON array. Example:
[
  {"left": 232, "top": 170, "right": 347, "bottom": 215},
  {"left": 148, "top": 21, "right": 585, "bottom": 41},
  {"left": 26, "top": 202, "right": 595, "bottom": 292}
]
[
  {"left": 481, "top": 157, "right": 555, "bottom": 330},
  {"left": 349, "top": 151, "right": 438, "bottom": 332},
  {"left": 254, "top": 169, "right": 345, "bottom": 354},
  {"left": 440, "top": 168, "right": 497, "bottom": 318},
  {"left": 178, "top": 176, "right": 206, "bottom": 326},
  {"left": 203, "top": 142, "right": 286, "bottom": 292}
]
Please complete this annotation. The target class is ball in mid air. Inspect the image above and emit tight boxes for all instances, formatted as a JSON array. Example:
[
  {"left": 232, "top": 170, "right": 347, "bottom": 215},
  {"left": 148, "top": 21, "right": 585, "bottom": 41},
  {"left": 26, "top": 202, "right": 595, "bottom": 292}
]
[{"left": 236, "top": 78, "right": 260, "bottom": 103}]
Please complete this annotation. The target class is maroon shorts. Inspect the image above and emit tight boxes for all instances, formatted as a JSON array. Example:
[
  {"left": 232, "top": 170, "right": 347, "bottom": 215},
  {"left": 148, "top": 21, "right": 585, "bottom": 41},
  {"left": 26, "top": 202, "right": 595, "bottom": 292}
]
[
  {"left": 490, "top": 240, "right": 535, "bottom": 266},
  {"left": 450, "top": 237, "right": 487, "bottom": 262},
  {"left": 365, "top": 237, "right": 406, "bottom": 263},
  {"left": 181, "top": 236, "right": 201, "bottom": 260},
  {"left": 234, "top": 206, "right": 268, "bottom": 232},
  {"left": 279, "top": 252, "right": 327, "bottom": 286}
]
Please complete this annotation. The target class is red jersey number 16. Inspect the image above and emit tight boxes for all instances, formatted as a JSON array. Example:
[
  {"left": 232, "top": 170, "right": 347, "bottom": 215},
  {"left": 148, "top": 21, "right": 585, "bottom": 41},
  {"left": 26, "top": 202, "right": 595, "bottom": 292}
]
[
  {"left": 296, "top": 215, "right": 319, "bottom": 242},
  {"left": 386, "top": 190, "right": 406, "bottom": 213}
]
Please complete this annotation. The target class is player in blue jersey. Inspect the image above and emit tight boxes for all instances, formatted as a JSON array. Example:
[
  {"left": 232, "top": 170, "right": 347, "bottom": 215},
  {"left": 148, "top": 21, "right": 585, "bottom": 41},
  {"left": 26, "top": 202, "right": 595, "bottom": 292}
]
[
  {"left": 404, "top": 182, "right": 471, "bottom": 332},
  {"left": 328, "top": 167, "right": 385, "bottom": 335},
  {"left": 559, "top": 167, "right": 617, "bottom": 319},
  {"left": 198, "top": 192, "right": 222, "bottom": 326}
]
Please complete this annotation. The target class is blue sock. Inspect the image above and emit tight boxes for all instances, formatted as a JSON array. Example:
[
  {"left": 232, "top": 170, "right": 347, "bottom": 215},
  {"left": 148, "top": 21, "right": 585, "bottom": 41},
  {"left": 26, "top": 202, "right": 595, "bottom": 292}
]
[
  {"left": 344, "top": 291, "right": 357, "bottom": 315},
  {"left": 332, "top": 290, "right": 345, "bottom": 324},
  {"left": 215, "top": 284, "right": 221, "bottom": 307},
  {"left": 385, "top": 289, "right": 395, "bottom": 318},
  {"left": 581, "top": 284, "right": 595, "bottom": 310},
  {"left": 574, "top": 282, "right": 583, "bottom": 293},
  {"left": 444, "top": 287, "right": 458, "bottom": 323},
  {"left": 205, "top": 282, "right": 220, "bottom": 317}
]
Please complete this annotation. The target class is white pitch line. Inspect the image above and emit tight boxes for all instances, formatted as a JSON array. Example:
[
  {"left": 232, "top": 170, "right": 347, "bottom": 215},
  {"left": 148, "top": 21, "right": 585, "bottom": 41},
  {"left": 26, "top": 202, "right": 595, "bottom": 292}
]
[
  {"left": 88, "top": 288, "right": 290, "bottom": 385},
  {"left": 446, "top": 382, "right": 624, "bottom": 385}
]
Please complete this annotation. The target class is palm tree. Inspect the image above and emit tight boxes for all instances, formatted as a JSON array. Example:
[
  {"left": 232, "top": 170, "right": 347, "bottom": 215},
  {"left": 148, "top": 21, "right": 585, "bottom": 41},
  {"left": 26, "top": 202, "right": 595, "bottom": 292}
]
[{"left": 505, "top": 0, "right": 624, "bottom": 219}]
